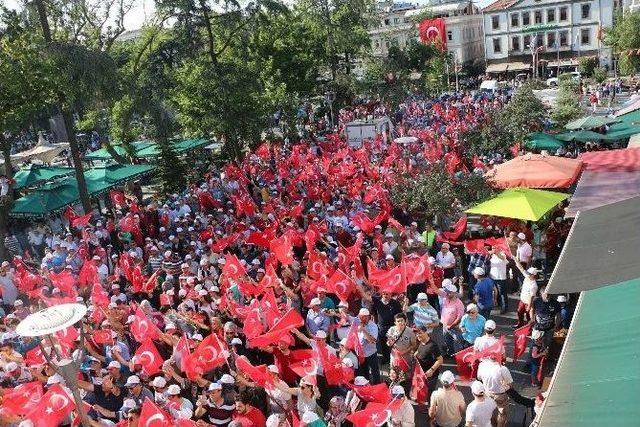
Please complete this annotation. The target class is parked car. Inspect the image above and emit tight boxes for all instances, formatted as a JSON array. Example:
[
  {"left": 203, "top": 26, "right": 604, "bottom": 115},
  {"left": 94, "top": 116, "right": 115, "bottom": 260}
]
[{"left": 546, "top": 71, "right": 581, "bottom": 87}]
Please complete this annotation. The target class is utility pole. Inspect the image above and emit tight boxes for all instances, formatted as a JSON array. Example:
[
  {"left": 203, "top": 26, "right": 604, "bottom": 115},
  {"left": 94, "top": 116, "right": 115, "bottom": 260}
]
[{"left": 34, "top": 0, "right": 92, "bottom": 214}]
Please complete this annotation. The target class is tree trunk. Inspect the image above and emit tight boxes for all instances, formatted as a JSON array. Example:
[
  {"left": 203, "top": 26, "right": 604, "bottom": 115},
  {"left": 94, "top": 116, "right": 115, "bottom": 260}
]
[
  {"left": 0, "top": 135, "right": 13, "bottom": 262},
  {"left": 35, "top": 0, "right": 92, "bottom": 214},
  {"left": 198, "top": 0, "right": 218, "bottom": 65}
]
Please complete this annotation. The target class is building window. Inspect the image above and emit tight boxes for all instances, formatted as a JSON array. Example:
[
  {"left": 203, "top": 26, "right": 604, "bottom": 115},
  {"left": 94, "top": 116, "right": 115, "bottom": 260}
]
[
  {"left": 492, "top": 15, "right": 500, "bottom": 30},
  {"left": 581, "top": 3, "right": 591, "bottom": 19},
  {"left": 560, "top": 6, "right": 568, "bottom": 21},
  {"left": 384, "top": 18, "right": 390, "bottom": 25},
  {"left": 547, "top": 32, "right": 556, "bottom": 48},
  {"left": 524, "top": 34, "right": 531, "bottom": 49},
  {"left": 394, "top": 17, "right": 399, "bottom": 24},
  {"left": 536, "top": 34, "right": 544, "bottom": 47},
  {"left": 512, "top": 36, "right": 520, "bottom": 51},
  {"left": 560, "top": 30, "right": 568, "bottom": 46},
  {"left": 448, "top": 30, "right": 453, "bottom": 41},
  {"left": 581, "top": 28, "right": 590, "bottom": 45},
  {"left": 493, "top": 38, "right": 502, "bottom": 53},
  {"left": 404, "top": 17, "right": 409, "bottom": 23},
  {"left": 547, "top": 9, "right": 555, "bottom": 22},
  {"left": 522, "top": 11, "right": 530, "bottom": 26},
  {"left": 511, "top": 13, "right": 519, "bottom": 27},
  {"left": 534, "top": 10, "right": 543, "bottom": 24}
]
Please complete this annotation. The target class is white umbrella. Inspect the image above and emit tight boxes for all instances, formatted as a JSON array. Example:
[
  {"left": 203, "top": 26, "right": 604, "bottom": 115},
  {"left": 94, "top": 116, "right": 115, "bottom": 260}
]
[{"left": 394, "top": 136, "right": 418, "bottom": 144}]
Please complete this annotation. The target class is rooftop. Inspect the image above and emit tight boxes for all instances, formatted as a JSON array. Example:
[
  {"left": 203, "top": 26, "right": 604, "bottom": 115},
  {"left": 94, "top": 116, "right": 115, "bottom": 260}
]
[{"left": 483, "top": 0, "right": 520, "bottom": 12}]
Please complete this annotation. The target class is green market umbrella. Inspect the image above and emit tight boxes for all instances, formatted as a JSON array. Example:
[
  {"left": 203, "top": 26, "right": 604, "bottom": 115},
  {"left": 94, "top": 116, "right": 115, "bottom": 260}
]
[
  {"left": 13, "top": 165, "right": 74, "bottom": 189},
  {"left": 601, "top": 124, "right": 640, "bottom": 141},
  {"left": 84, "top": 141, "right": 155, "bottom": 161},
  {"left": 84, "top": 163, "right": 155, "bottom": 185},
  {"left": 136, "top": 138, "right": 209, "bottom": 158},
  {"left": 556, "top": 130, "right": 607, "bottom": 143},
  {"left": 565, "top": 115, "right": 621, "bottom": 130},
  {"left": 525, "top": 133, "right": 564, "bottom": 151},
  {"left": 466, "top": 188, "right": 569, "bottom": 221}
]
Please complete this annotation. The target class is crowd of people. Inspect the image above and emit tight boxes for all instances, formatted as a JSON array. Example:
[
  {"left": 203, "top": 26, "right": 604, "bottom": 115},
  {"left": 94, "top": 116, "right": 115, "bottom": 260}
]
[{"left": 0, "top": 92, "right": 575, "bottom": 427}]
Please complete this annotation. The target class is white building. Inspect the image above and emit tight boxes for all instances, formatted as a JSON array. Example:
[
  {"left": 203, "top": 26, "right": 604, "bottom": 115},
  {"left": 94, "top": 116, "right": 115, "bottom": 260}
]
[
  {"left": 369, "top": 1, "right": 485, "bottom": 66},
  {"left": 482, "top": 0, "right": 616, "bottom": 76}
]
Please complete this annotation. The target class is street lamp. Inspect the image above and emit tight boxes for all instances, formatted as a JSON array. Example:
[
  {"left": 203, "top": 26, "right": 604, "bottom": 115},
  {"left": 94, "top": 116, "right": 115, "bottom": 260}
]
[
  {"left": 16, "top": 303, "right": 90, "bottom": 426},
  {"left": 324, "top": 91, "right": 336, "bottom": 130}
]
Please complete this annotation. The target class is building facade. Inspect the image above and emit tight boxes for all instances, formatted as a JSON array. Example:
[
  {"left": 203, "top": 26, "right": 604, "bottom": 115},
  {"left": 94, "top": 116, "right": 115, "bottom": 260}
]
[
  {"left": 369, "top": 1, "right": 485, "bottom": 65},
  {"left": 482, "top": 0, "right": 615, "bottom": 75}
]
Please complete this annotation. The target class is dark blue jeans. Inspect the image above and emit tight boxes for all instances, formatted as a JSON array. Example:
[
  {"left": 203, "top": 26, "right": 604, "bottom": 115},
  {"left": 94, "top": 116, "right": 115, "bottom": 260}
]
[
  {"left": 495, "top": 279, "right": 508, "bottom": 311},
  {"left": 357, "top": 352, "right": 381, "bottom": 384}
]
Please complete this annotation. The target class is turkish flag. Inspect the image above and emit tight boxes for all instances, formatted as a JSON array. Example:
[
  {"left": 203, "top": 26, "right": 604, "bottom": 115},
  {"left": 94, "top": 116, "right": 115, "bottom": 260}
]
[
  {"left": 139, "top": 398, "right": 172, "bottom": 427},
  {"left": 235, "top": 356, "right": 273, "bottom": 389},
  {"left": 437, "top": 216, "right": 467, "bottom": 243},
  {"left": 325, "top": 269, "right": 356, "bottom": 302},
  {"left": 513, "top": 324, "right": 532, "bottom": 361},
  {"left": 270, "top": 235, "right": 294, "bottom": 265},
  {"left": 26, "top": 383, "right": 75, "bottom": 427},
  {"left": 198, "top": 191, "right": 221, "bottom": 211},
  {"left": 54, "top": 326, "right": 79, "bottom": 345},
  {"left": 419, "top": 18, "right": 447, "bottom": 50},
  {"left": 248, "top": 308, "right": 304, "bottom": 348},
  {"left": 1, "top": 381, "right": 43, "bottom": 416},
  {"left": 92, "top": 329, "right": 114, "bottom": 346},
  {"left": 71, "top": 212, "right": 92, "bottom": 228},
  {"left": 290, "top": 357, "right": 320, "bottom": 378},
  {"left": 307, "top": 250, "right": 331, "bottom": 280},
  {"left": 371, "top": 265, "right": 407, "bottom": 294},
  {"left": 351, "top": 212, "right": 375, "bottom": 234},
  {"left": 316, "top": 341, "right": 347, "bottom": 386},
  {"left": 222, "top": 253, "right": 247, "bottom": 279},
  {"left": 131, "top": 307, "right": 162, "bottom": 343},
  {"left": 410, "top": 362, "right": 429, "bottom": 403},
  {"left": 134, "top": 339, "right": 164, "bottom": 376},
  {"left": 259, "top": 264, "right": 280, "bottom": 289},
  {"left": 242, "top": 307, "right": 265, "bottom": 339},
  {"left": 63, "top": 206, "right": 77, "bottom": 222},
  {"left": 473, "top": 336, "right": 506, "bottom": 363},
  {"left": 391, "top": 350, "right": 410, "bottom": 372},
  {"left": 109, "top": 190, "right": 126, "bottom": 206},
  {"left": 259, "top": 288, "right": 281, "bottom": 328},
  {"left": 211, "top": 233, "right": 238, "bottom": 252},
  {"left": 130, "top": 265, "right": 145, "bottom": 293},
  {"left": 90, "top": 283, "right": 110, "bottom": 307},
  {"left": 454, "top": 346, "right": 476, "bottom": 380},
  {"left": 345, "top": 323, "right": 365, "bottom": 363},
  {"left": 363, "top": 183, "right": 386, "bottom": 204},
  {"left": 346, "top": 400, "right": 401, "bottom": 426},
  {"left": 246, "top": 230, "right": 272, "bottom": 248},
  {"left": 174, "top": 335, "right": 191, "bottom": 373},
  {"left": 401, "top": 254, "right": 432, "bottom": 285},
  {"left": 191, "top": 334, "right": 227, "bottom": 373},
  {"left": 49, "top": 269, "right": 77, "bottom": 296},
  {"left": 78, "top": 261, "right": 98, "bottom": 287}
]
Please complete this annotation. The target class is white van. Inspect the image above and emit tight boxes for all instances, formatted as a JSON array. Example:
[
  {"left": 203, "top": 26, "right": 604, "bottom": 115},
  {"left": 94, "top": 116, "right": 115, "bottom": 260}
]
[{"left": 479, "top": 79, "right": 499, "bottom": 93}]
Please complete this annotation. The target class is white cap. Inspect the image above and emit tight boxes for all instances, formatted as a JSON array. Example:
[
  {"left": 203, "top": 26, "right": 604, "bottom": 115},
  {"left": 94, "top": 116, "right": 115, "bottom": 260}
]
[
  {"left": 358, "top": 308, "right": 370, "bottom": 316},
  {"left": 14, "top": 300, "right": 23, "bottom": 306},
  {"left": 466, "top": 303, "right": 478, "bottom": 313},
  {"left": 220, "top": 374, "right": 235, "bottom": 384},
  {"left": 391, "top": 385, "right": 405, "bottom": 396},
  {"left": 165, "top": 323, "right": 176, "bottom": 331},
  {"left": 417, "top": 292, "right": 428, "bottom": 301},
  {"left": 164, "top": 250, "right": 172, "bottom": 258},
  {"left": 309, "top": 298, "right": 321, "bottom": 307},
  {"left": 342, "top": 358, "right": 354, "bottom": 368},
  {"left": 315, "top": 330, "right": 327, "bottom": 339},
  {"left": 231, "top": 337, "right": 243, "bottom": 346},
  {"left": 167, "top": 384, "right": 181, "bottom": 395},
  {"left": 338, "top": 301, "right": 349, "bottom": 308},
  {"left": 191, "top": 334, "right": 204, "bottom": 341},
  {"left": 208, "top": 382, "right": 222, "bottom": 391},
  {"left": 484, "top": 319, "right": 497, "bottom": 331},
  {"left": 517, "top": 232, "right": 527, "bottom": 240},
  {"left": 353, "top": 376, "right": 369, "bottom": 386},
  {"left": 125, "top": 375, "right": 141, "bottom": 387},
  {"left": 532, "top": 329, "right": 544, "bottom": 340},
  {"left": 557, "top": 295, "right": 567, "bottom": 303},
  {"left": 442, "top": 280, "right": 457, "bottom": 292},
  {"left": 440, "top": 370, "right": 455, "bottom": 384},
  {"left": 46, "top": 373, "right": 64, "bottom": 385},
  {"left": 471, "top": 380, "right": 485, "bottom": 395},
  {"left": 385, "top": 233, "right": 393, "bottom": 238},
  {"left": 122, "top": 398, "right": 137, "bottom": 410},
  {"left": 385, "top": 254, "right": 394, "bottom": 260},
  {"left": 268, "top": 364, "right": 280, "bottom": 374},
  {"left": 473, "top": 267, "right": 485, "bottom": 276},
  {"left": 301, "top": 412, "right": 320, "bottom": 423},
  {"left": 527, "top": 267, "right": 539, "bottom": 275},
  {"left": 152, "top": 377, "right": 167, "bottom": 388},
  {"left": 339, "top": 338, "right": 348, "bottom": 346},
  {"left": 108, "top": 361, "right": 121, "bottom": 369}
]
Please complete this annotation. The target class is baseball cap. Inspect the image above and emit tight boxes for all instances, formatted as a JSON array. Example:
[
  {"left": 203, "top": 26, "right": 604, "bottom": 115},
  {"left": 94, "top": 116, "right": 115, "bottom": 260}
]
[
  {"left": 517, "top": 232, "right": 526, "bottom": 240},
  {"left": 532, "top": 329, "right": 544, "bottom": 340},
  {"left": 358, "top": 308, "right": 370, "bottom": 316},
  {"left": 208, "top": 382, "right": 222, "bottom": 391},
  {"left": 167, "top": 384, "right": 181, "bottom": 395},
  {"left": 557, "top": 295, "right": 567, "bottom": 303},
  {"left": 309, "top": 298, "right": 321, "bottom": 307},
  {"left": 440, "top": 370, "right": 455, "bottom": 384},
  {"left": 527, "top": 267, "right": 539, "bottom": 275},
  {"left": 152, "top": 377, "right": 167, "bottom": 388},
  {"left": 339, "top": 338, "right": 348, "bottom": 347},
  {"left": 484, "top": 319, "right": 497, "bottom": 331},
  {"left": 385, "top": 254, "right": 394, "bottom": 260},
  {"left": 473, "top": 267, "right": 485, "bottom": 276},
  {"left": 268, "top": 365, "right": 280, "bottom": 374},
  {"left": 5, "top": 362, "right": 18, "bottom": 372},
  {"left": 391, "top": 385, "right": 405, "bottom": 396},
  {"left": 107, "top": 361, "right": 121, "bottom": 369},
  {"left": 315, "top": 330, "right": 327, "bottom": 339},
  {"left": 466, "top": 303, "right": 478, "bottom": 313},
  {"left": 471, "top": 380, "right": 485, "bottom": 395},
  {"left": 125, "top": 375, "right": 141, "bottom": 387},
  {"left": 230, "top": 337, "right": 243, "bottom": 346},
  {"left": 353, "top": 376, "right": 370, "bottom": 386},
  {"left": 417, "top": 292, "right": 428, "bottom": 301},
  {"left": 301, "top": 412, "right": 319, "bottom": 423},
  {"left": 442, "top": 280, "right": 457, "bottom": 292},
  {"left": 220, "top": 374, "right": 235, "bottom": 384}
]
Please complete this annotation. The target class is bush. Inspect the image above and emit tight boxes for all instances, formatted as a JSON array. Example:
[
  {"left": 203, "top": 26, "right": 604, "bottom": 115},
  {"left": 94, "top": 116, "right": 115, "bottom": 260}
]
[
  {"left": 592, "top": 66, "right": 608, "bottom": 83},
  {"left": 551, "top": 79, "right": 582, "bottom": 127},
  {"left": 578, "top": 57, "right": 599, "bottom": 77}
]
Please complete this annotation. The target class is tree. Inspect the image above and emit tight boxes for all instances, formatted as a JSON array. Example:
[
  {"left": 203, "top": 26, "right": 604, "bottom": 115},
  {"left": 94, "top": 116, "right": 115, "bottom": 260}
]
[
  {"left": 499, "top": 83, "right": 547, "bottom": 142},
  {"left": 390, "top": 164, "right": 495, "bottom": 221},
  {"left": 578, "top": 56, "right": 598, "bottom": 77},
  {"left": 551, "top": 79, "right": 582, "bottom": 127},
  {"left": 605, "top": 10, "right": 640, "bottom": 75}
]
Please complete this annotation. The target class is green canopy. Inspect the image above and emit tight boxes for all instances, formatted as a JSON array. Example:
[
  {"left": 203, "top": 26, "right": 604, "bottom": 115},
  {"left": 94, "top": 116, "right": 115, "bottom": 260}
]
[
  {"left": 136, "top": 138, "right": 209, "bottom": 158},
  {"left": 13, "top": 165, "right": 74, "bottom": 189},
  {"left": 601, "top": 125, "right": 640, "bottom": 141},
  {"left": 565, "top": 115, "right": 621, "bottom": 130},
  {"left": 84, "top": 163, "right": 155, "bottom": 185},
  {"left": 525, "top": 132, "right": 564, "bottom": 151},
  {"left": 614, "top": 107, "right": 640, "bottom": 127},
  {"left": 465, "top": 188, "right": 569, "bottom": 221},
  {"left": 84, "top": 141, "right": 155, "bottom": 161},
  {"left": 555, "top": 130, "right": 607, "bottom": 142},
  {"left": 537, "top": 277, "right": 640, "bottom": 426}
]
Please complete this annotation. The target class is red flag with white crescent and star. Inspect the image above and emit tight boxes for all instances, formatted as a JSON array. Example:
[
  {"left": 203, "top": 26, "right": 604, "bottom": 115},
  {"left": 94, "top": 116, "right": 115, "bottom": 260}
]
[
  {"left": 1, "top": 381, "right": 44, "bottom": 416},
  {"left": 139, "top": 398, "right": 172, "bottom": 427},
  {"left": 25, "top": 383, "right": 75, "bottom": 427},
  {"left": 513, "top": 324, "right": 533, "bottom": 361},
  {"left": 130, "top": 307, "right": 162, "bottom": 343},
  {"left": 419, "top": 18, "right": 447, "bottom": 51},
  {"left": 134, "top": 339, "right": 164, "bottom": 376}
]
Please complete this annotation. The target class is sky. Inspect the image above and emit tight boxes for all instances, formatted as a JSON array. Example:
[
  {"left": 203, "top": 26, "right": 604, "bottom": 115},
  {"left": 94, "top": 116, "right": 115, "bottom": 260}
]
[{"left": 5, "top": 0, "right": 495, "bottom": 31}]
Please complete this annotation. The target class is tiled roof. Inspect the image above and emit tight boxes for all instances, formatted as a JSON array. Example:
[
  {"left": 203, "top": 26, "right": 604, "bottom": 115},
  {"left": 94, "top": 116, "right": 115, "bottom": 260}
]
[{"left": 483, "top": 0, "right": 519, "bottom": 12}]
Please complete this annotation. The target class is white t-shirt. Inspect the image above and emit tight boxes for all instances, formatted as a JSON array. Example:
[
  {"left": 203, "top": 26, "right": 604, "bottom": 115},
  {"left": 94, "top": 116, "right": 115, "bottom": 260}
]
[
  {"left": 436, "top": 251, "right": 456, "bottom": 269},
  {"left": 478, "top": 362, "right": 513, "bottom": 394},
  {"left": 465, "top": 397, "right": 497, "bottom": 427},
  {"left": 489, "top": 255, "right": 508, "bottom": 281},
  {"left": 516, "top": 242, "right": 532, "bottom": 264},
  {"left": 519, "top": 277, "right": 538, "bottom": 304}
]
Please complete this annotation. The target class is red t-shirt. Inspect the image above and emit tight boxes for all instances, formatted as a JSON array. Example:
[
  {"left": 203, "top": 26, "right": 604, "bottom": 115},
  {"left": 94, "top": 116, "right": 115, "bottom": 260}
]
[{"left": 233, "top": 406, "right": 267, "bottom": 427}]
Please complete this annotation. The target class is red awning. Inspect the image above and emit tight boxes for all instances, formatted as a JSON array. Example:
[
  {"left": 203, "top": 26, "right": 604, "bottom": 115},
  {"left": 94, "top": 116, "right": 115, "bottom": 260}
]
[
  {"left": 579, "top": 147, "right": 640, "bottom": 172},
  {"left": 485, "top": 153, "right": 583, "bottom": 189}
]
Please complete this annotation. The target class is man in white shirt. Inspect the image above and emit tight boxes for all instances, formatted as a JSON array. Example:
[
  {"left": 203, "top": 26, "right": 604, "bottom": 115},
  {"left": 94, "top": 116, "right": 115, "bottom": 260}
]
[
  {"left": 436, "top": 243, "right": 456, "bottom": 279},
  {"left": 488, "top": 249, "right": 509, "bottom": 313},
  {"left": 514, "top": 260, "right": 539, "bottom": 328},
  {"left": 465, "top": 381, "right": 497, "bottom": 427},
  {"left": 478, "top": 357, "right": 513, "bottom": 427}
]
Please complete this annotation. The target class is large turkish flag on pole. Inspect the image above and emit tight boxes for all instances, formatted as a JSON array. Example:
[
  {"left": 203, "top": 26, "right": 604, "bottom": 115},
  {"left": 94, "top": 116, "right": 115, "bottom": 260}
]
[{"left": 419, "top": 18, "right": 447, "bottom": 51}]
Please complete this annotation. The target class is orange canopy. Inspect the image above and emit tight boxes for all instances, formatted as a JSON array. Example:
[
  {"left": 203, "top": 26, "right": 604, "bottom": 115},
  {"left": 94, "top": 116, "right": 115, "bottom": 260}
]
[{"left": 486, "top": 153, "right": 584, "bottom": 189}]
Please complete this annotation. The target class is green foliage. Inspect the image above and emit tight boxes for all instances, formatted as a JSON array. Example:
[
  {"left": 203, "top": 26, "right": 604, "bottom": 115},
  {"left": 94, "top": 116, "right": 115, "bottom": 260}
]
[
  {"left": 499, "top": 83, "right": 546, "bottom": 142},
  {"left": 578, "top": 57, "right": 599, "bottom": 77},
  {"left": 423, "top": 52, "right": 448, "bottom": 95},
  {"left": 592, "top": 66, "right": 608, "bottom": 83},
  {"left": 551, "top": 79, "right": 582, "bottom": 127},
  {"left": 605, "top": 10, "right": 640, "bottom": 75},
  {"left": 390, "top": 164, "right": 495, "bottom": 219},
  {"left": 155, "top": 139, "right": 187, "bottom": 194}
]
